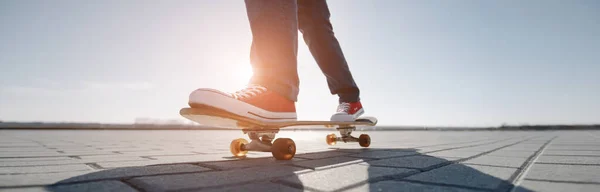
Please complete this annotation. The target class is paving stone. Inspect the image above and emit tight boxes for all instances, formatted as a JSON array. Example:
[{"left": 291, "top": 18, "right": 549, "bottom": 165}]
[
  {"left": 347, "top": 149, "right": 420, "bottom": 159},
  {"left": 500, "top": 146, "right": 540, "bottom": 152},
  {"left": 346, "top": 180, "right": 485, "bottom": 192},
  {"left": 0, "top": 156, "right": 75, "bottom": 162},
  {"left": 294, "top": 151, "right": 353, "bottom": 160},
  {"left": 0, "top": 151, "right": 65, "bottom": 158},
  {"left": 546, "top": 145, "right": 600, "bottom": 151},
  {"left": 426, "top": 150, "right": 483, "bottom": 159},
  {"left": 277, "top": 164, "right": 418, "bottom": 192},
  {"left": 0, "top": 164, "right": 93, "bottom": 174},
  {"left": 486, "top": 150, "right": 535, "bottom": 158},
  {"left": 198, "top": 181, "right": 302, "bottom": 192},
  {"left": 1, "top": 180, "right": 139, "bottom": 192},
  {"left": 403, "top": 163, "right": 518, "bottom": 190},
  {"left": 463, "top": 155, "right": 529, "bottom": 168},
  {"left": 0, "top": 156, "right": 151, "bottom": 167},
  {"left": 515, "top": 179, "right": 600, "bottom": 192},
  {"left": 536, "top": 155, "right": 600, "bottom": 165},
  {"left": 514, "top": 180, "right": 600, "bottom": 192},
  {"left": 128, "top": 165, "right": 309, "bottom": 191},
  {"left": 95, "top": 154, "right": 227, "bottom": 168},
  {"left": 200, "top": 157, "right": 307, "bottom": 170},
  {"left": 291, "top": 156, "right": 366, "bottom": 170},
  {"left": 0, "top": 170, "right": 98, "bottom": 187},
  {"left": 542, "top": 150, "right": 600, "bottom": 156},
  {"left": 54, "top": 164, "right": 211, "bottom": 184},
  {"left": 455, "top": 145, "right": 503, "bottom": 152},
  {"left": 0, "top": 148, "right": 53, "bottom": 152},
  {"left": 525, "top": 164, "right": 600, "bottom": 183},
  {"left": 362, "top": 155, "right": 459, "bottom": 171}
]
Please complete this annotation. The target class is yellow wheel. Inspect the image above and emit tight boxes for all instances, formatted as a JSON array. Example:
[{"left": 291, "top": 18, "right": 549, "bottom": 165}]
[
  {"left": 272, "top": 138, "right": 296, "bottom": 160},
  {"left": 326, "top": 134, "right": 337, "bottom": 145},
  {"left": 358, "top": 134, "right": 370, "bottom": 147},
  {"left": 230, "top": 138, "right": 248, "bottom": 157}
]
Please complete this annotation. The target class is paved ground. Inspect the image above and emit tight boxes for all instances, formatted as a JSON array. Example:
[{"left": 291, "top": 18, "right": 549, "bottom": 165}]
[{"left": 0, "top": 130, "right": 599, "bottom": 192}]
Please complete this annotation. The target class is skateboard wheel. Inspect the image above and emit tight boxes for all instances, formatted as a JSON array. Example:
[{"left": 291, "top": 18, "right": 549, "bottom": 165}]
[
  {"left": 230, "top": 138, "right": 249, "bottom": 157},
  {"left": 326, "top": 134, "right": 337, "bottom": 146},
  {"left": 358, "top": 134, "right": 370, "bottom": 147},
  {"left": 272, "top": 138, "right": 296, "bottom": 160}
]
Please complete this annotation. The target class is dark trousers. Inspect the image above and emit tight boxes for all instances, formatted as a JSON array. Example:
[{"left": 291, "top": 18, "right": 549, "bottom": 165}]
[{"left": 245, "top": 0, "right": 360, "bottom": 103}]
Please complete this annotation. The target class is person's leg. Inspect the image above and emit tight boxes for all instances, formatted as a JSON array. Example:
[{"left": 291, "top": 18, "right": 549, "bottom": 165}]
[
  {"left": 297, "top": 0, "right": 363, "bottom": 121},
  {"left": 188, "top": 0, "right": 300, "bottom": 122},
  {"left": 246, "top": 0, "right": 300, "bottom": 102}
]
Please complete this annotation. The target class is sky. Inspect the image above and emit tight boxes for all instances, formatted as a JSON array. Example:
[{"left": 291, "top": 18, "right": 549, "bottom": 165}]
[{"left": 1, "top": 0, "right": 599, "bottom": 127}]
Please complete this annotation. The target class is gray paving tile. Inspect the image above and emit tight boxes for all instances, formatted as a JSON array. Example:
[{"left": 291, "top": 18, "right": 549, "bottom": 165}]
[
  {"left": 200, "top": 157, "right": 307, "bottom": 170},
  {"left": 0, "top": 151, "right": 65, "bottom": 158},
  {"left": 486, "top": 150, "right": 536, "bottom": 158},
  {"left": 291, "top": 156, "right": 366, "bottom": 170},
  {"left": 0, "top": 156, "right": 151, "bottom": 167},
  {"left": 346, "top": 180, "right": 485, "bottom": 192},
  {"left": 277, "top": 164, "right": 418, "bottom": 192},
  {"left": 536, "top": 155, "right": 600, "bottom": 165},
  {"left": 198, "top": 181, "right": 302, "bottom": 192},
  {"left": 1, "top": 180, "right": 139, "bottom": 192},
  {"left": 54, "top": 164, "right": 211, "bottom": 184},
  {"left": 500, "top": 146, "right": 540, "bottom": 152},
  {"left": 426, "top": 150, "right": 482, "bottom": 159},
  {"left": 362, "top": 155, "right": 459, "bottom": 170},
  {"left": 0, "top": 156, "right": 75, "bottom": 162},
  {"left": 0, "top": 170, "right": 98, "bottom": 187},
  {"left": 515, "top": 180, "right": 600, "bottom": 192},
  {"left": 0, "top": 164, "right": 93, "bottom": 174},
  {"left": 403, "top": 163, "right": 518, "bottom": 190},
  {"left": 546, "top": 145, "right": 600, "bottom": 151},
  {"left": 463, "top": 155, "right": 528, "bottom": 168},
  {"left": 347, "top": 150, "right": 419, "bottom": 159},
  {"left": 128, "top": 165, "right": 309, "bottom": 191},
  {"left": 294, "top": 151, "right": 354, "bottom": 160},
  {"left": 542, "top": 150, "right": 600, "bottom": 156},
  {"left": 525, "top": 164, "right": 600, "bottom": 183}
]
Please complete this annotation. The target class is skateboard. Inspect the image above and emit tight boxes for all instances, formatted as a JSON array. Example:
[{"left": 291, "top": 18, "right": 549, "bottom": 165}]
[{"left": 179, "top": 106, "right": 378, "bottom": 160}]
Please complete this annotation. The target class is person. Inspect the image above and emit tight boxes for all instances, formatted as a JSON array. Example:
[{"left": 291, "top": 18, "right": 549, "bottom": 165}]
[{"left": 188, "top": 0, "right": 363, "bottom": 122}]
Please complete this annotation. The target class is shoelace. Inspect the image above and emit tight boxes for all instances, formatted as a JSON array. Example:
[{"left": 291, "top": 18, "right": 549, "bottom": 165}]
[
  {"left": 232, "top": 85, "right": 267, "bottom": 99},
  {"left": 337, "top": 102, "right": 351, "bottom": 112}
]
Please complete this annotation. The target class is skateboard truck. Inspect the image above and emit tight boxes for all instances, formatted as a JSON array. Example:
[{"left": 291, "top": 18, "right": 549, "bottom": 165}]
[
  {"left": 230, "top": 127, "right": 297, "bottom": 160},
  {"left": 326, "top": 125, "right": 371, "bottom": 147}
]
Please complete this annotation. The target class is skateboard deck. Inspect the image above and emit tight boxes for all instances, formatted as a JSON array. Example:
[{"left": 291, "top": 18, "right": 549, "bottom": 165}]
[
  {"left": 179, "top": 105, "right": 377, "bottom": 160},
  {"left": 179, "top": 107, "right": 377, "bottom": 130}
]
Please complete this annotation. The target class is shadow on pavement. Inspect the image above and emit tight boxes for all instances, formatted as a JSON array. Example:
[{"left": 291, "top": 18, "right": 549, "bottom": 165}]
[{"left": 48, "top": 147, "right": 535, "bottom": 192}]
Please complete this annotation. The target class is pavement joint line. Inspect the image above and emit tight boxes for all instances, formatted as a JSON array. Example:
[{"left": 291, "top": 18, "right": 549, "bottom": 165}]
[
  {"left": 40, "top": 166, "right": 221, "bottom": 187},
  {"left": 272, "top": 179, "right": 323, "bottom": 192},
  {"left": 68, "top": 156, "right": 82, "bottom": 159},
  {"left": 411, "top": 138, "right": 493, "bottom": 149},
  {"left": 366, "top": 162, "right": 445, "bottom": 172},
  {"left": 120, "top": 178, "right": 145, "bottom": 192},
  {"left": 85, "top": 163, "right": 104, "bottom": 170},
  {"left": 508, "top": 136, "right": 557, "bottom": 192},
  {"left": 139, "top": 156, "right": 156, "bottom": 160},
  {"left": 546, "top": 149, "right": 600, "bottom": 151},
  {"left": 523, "top": 178, "right": 600, "bottom": 185},
  {"left": 461, "top": 163, "right": 520, "bottom": 169},
  {"left": 421, "top": 137, "right": 526, "bottom": 156},
  {"left": 540, "top": 154, "right": 600, "bottom": 157},
  {"left": 372, "top": 138, "right": 535, "bottom": 192},
  {"left": 388, "top": 179, "right": 496, "bottom": 192},
  {"left": 534, "top": 162, "right": 600, "bottom": 166}
]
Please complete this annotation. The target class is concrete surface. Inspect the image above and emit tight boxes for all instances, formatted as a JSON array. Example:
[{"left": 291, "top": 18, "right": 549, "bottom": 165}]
[{"left": 0, "top": 130, "right": 599, "bottom": 191}]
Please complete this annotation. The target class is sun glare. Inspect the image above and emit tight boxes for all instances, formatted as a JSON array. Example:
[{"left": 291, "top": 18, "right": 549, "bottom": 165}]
[{"left": 232, "top": 62, "right": 254, "bottom": 86}]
